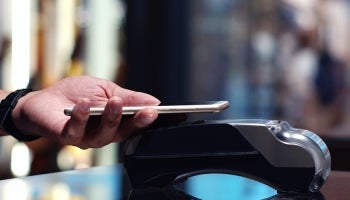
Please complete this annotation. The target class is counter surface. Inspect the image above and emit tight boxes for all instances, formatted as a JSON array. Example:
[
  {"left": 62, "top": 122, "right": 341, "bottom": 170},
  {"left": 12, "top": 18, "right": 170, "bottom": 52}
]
[{"left": 0, "top": 165, "right": 348, "bottom": 200}]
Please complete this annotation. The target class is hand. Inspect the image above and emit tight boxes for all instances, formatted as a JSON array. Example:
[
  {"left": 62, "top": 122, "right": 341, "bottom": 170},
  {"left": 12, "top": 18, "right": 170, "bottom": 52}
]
[{"left": 12, "top": 76, "right": 160, "bottom": 149}]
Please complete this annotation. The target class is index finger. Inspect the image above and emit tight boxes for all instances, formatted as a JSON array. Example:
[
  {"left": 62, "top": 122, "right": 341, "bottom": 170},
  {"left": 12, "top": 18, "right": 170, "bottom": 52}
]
[{"left": 114, "top": 108, "right": 158, "bottom": 141}]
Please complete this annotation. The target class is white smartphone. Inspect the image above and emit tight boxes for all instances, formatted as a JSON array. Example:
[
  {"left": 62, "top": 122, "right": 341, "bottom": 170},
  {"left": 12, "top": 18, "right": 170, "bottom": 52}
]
[{"left": 64, "top": 101, "right": 229, "bottom": 116}]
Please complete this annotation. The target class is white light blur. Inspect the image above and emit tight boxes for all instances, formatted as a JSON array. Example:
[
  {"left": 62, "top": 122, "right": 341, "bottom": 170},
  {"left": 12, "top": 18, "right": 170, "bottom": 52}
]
[
  {"left": 1, "top": 179, "right": 29, "bottom": 200},
  {"left": 11, "top": 0, "right": 30, "bottom": 89},
  {"left": 57, "top": 146, "right": 75, "bottom": 170},
  {"left": 10, "top": 143, "right": 32, "bottom": 177},
  {"left": 50, "top": 183, "right": 71, "bottom": 200}
]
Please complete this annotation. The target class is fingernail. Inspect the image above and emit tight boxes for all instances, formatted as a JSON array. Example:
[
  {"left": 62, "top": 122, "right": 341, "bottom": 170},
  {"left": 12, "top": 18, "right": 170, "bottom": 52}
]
[
  {"left": 141, "top": 113, "right": 157, "bottom": 125},
  {"left": 80, "top": 101, "right": 90, "bottom": 113},
  {"left": 110, "top": 102, "right": 122, "bottom": 115}
]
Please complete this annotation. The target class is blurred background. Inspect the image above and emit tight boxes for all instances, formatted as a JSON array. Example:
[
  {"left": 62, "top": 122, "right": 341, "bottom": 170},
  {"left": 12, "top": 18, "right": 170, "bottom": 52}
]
[{"left": 1, "top": 0, "right": 350, "bottom": 198}]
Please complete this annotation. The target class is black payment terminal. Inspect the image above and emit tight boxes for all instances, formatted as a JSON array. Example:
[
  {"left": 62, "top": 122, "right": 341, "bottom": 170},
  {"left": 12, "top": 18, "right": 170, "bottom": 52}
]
[{"left": 122, "top": 119, "right": 331, "bottom": 194}]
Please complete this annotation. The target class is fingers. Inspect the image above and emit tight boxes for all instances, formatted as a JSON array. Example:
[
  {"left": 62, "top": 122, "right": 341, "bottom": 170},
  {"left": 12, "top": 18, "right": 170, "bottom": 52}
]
[
  {"left": 62, "top": 98, "right": 91, "bottom": 147},
  {"left": 86, "top": 96, "right": 123, "bottom": 147},
  {"left": 62, "top": 97, "right": 158, "bottom": 149},
  {"left": 115, "top": 108, "right": 158, "bottom": 141}
]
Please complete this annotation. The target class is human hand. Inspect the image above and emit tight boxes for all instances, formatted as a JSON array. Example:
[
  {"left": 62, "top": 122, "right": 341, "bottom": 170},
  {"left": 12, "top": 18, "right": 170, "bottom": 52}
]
[{"left": 12, "top": 76, "right": 160, "bottom": 149}]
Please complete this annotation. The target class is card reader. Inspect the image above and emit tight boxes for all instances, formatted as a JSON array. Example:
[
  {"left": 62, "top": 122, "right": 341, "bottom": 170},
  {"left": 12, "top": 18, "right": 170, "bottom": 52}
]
[{"left": 122, "top": 119, "right": 331, "bottom": 193}]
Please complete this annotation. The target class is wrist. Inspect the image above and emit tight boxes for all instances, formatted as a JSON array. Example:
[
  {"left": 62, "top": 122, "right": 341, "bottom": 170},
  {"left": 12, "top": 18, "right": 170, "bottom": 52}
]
[
  {"left": 12, "top": 91, "right": 39, "bottom": 136},
  {"left": 0, "top": 89, "right": 41, "bottom": 141}
]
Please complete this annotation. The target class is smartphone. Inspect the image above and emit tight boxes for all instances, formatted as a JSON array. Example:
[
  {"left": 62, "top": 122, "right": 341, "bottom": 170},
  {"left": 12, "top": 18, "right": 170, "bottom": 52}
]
[{"left": 64, "top": 101, "right": 229, "bottom": 116}]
